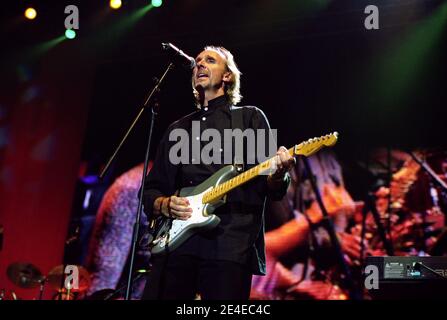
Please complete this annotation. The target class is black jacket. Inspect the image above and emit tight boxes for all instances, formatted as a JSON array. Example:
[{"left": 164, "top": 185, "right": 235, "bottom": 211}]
[{"left": 143, "top": 95, "right": 289, "bottom": 275}]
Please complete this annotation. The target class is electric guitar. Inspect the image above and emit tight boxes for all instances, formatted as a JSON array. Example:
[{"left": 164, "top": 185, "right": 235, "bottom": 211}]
[{"left": 150, "top": 132, "right": 339, "bottom": 256}]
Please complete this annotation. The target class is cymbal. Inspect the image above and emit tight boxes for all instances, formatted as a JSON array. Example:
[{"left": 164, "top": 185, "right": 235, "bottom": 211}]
[
  {"left": 47, "top": 265, "right": 91, "bottom": 292},
  {"left": 7, "top": 262, "right": 44, "bottom": 289}
]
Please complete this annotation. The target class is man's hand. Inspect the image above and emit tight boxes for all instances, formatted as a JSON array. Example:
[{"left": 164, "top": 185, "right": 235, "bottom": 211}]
[
  {"left": 305, "top": 184, "right": 356, "bottom": 225},
  {"left": 154, "top": 196, "right": 192, "bottom": 220},
  {"left": 268, "top": 146, "right": 295, "bottom": 183},
  {"left": 338, "top": 232, "right": 366, "bottom": 265}
]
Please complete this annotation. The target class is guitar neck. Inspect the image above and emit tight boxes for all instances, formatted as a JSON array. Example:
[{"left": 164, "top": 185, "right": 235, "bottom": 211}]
[
  {"left": 201, "top": 131, "right": 339, "bottom": 204},
  {"left": 202, "top": 147, "right": 294, "bottom": 204}
]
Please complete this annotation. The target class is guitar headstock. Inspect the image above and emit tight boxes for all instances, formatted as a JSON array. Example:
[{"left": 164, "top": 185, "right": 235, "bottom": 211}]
[{"left": 294, "top": 132, "right": 339, "bottom": 157}]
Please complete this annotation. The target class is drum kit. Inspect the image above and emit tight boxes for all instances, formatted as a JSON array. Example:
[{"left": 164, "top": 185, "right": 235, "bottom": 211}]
[{"left": 3, "top": 262, "right": 91, "bottom": 300}]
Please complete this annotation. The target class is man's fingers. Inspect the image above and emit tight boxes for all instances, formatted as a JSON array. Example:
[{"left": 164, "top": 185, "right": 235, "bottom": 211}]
[
  {"left": 278, "top": 146, "right": 288, "bottom": 153},
  {"left": 170, "top": 209, "right": 191, "bottom": 220},
  {"left": 169, "top": 208, "right": 192, "bottom": 220},
  {"left": 276, "top": 155, "right": 283, "bottom": 170},
  {"left": 277, "top": 150, "right": 295, "bottom": 171},
  {"left": 346, "top": 242, "right": 361, "bottom": 258},
  {"left": 171, "top": 196, "right": 190, "bottom": 206},
  {"left": 170, "top": 202, "right": 192, "bottom": 213},
  {"left": 279, "top": 152, "right": 288, "bottom": 163},
  {"left": 165, "top": 196, "right": 192, "bottom": 220}
]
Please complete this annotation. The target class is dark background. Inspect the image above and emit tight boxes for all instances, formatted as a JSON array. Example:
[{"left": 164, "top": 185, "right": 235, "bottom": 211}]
[{"left": 0, "top": 0, "right": 446, "bottom": 298}]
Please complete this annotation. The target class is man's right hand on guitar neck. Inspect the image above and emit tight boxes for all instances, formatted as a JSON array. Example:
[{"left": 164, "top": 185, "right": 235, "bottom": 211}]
[{"left": 153, "top": 196, "right": 192, "bottom": 220}]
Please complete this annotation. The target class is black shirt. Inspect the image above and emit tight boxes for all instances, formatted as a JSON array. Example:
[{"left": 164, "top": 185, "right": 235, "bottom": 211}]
[{"left": 143, "top": 95, "right": 289, "bottom": 275}]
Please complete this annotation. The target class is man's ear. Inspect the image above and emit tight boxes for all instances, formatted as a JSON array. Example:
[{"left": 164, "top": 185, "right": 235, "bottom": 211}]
[{"left": 223, "top": 71, "right": 232, "bottom": 84}]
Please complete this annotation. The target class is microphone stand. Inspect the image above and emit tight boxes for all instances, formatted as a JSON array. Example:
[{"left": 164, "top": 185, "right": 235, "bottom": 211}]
[
  {"left": 409, "top": 152, "right": 447, "bottom": 193},
  {"left": 302, "top": 157, "right": 360, "bottom": 300},
  {"left": 103, "top": 272, "right": 146, "bottom": 300},
  {"left": 362, "top": 193, "right": 394, "bottom": 257},
  {"left": 38, "top": 278, "right": 46, "bottom": 300},
  {"left": 409, "top": 151, "right": 447, "bottom": 254},
  {"left": 99, "top": 62, "right": 174, "bottom": 300}
]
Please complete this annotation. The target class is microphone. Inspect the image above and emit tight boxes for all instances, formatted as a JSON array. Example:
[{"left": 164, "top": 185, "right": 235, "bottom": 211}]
[{"left": 162, "top": 43, "right": 196, "bottom": 69}]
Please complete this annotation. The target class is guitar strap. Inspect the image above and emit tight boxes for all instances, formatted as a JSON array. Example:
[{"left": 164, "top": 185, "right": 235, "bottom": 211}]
[{"left": 230, "top": 106, "right": 244, "bottom": 172}]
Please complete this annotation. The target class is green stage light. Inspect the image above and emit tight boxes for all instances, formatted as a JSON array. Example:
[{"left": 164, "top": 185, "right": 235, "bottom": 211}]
[
  {"left": 152, "top": 0, "right": 162, "bottom": 8},
  {"left": 65, "top": 29, "right": 76, "bottom": 40}
]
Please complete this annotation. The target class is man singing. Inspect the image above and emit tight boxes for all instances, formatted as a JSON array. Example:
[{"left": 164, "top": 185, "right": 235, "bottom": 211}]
[{"left": 142, "top": 46, "right": 295, "bottom": 300}]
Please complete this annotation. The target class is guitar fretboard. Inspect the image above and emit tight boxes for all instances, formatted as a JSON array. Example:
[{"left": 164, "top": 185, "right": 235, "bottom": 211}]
[
  {"left": 202, "top": 147, "right": 295, "bottom": 204},
  {"left": 201, "top": 132, "right": 338, "bottom": 204}
]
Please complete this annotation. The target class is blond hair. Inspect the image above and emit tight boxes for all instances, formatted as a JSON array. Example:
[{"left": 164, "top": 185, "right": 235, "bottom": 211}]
[{"left": 192, "top": 46, "right": 242, "bottom": 107}]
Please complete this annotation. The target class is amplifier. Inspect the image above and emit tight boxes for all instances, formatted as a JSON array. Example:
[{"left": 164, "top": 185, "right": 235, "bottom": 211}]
[
  {"left": 366, "top": 256, "right": 447, "bottom": 280},
  {"left": 364, "top": 256, "right": 447, "bottom": 299}
]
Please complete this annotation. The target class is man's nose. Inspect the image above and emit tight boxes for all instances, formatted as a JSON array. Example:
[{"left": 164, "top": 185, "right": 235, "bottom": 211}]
[
  {"left": 194, "top": 64, "right": 204, "bottom": 76},
  {"left": 196, "top": 61, "right": 206, "bottom": 70}
]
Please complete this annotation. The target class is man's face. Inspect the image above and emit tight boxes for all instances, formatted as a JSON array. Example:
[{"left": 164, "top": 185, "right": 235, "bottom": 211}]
[{"left": 193, "top": 49, "right": 230, "bottom": 93}]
